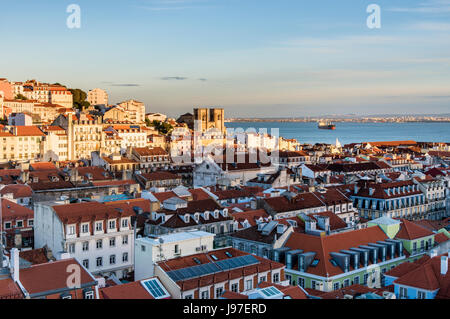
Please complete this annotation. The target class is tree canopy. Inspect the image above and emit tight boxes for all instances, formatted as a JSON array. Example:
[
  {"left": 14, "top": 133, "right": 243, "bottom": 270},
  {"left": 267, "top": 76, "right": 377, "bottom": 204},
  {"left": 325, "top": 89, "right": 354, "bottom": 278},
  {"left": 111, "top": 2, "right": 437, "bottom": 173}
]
[
  {"left": 146, "top": 119, "right": 173, "bottom": 135},
  {"left": 69, "top": 88, "right": 90, "bottom": 110}
]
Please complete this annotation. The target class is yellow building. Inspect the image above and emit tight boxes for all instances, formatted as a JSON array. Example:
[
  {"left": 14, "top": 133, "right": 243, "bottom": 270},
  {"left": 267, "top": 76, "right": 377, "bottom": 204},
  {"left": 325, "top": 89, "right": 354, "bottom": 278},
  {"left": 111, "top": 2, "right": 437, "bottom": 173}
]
[{"left": 0, "top": 126, "right": 45, "bottom": 163}]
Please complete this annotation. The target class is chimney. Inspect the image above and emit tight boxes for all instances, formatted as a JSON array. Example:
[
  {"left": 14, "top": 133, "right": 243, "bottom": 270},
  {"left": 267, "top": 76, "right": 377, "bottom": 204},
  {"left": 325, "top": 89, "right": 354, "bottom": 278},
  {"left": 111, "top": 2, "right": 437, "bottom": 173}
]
[
  {"left": 10, "top": 248, "right": 20, "bottom": 283},
  {"left": 441, "top": 255, "right": 448, "bottom": 276}
]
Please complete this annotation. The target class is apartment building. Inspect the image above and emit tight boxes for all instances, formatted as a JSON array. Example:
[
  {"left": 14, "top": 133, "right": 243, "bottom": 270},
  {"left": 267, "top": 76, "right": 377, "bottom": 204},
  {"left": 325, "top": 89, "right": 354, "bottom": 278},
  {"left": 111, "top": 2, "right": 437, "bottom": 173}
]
[
  {"left": 134, "top": 230, "right": 215, "bottom": 280},
  {"left": 87, "top": 88, "right": 108, "bottom": 106},
  {"left": 52, "top": 112, "right": 103, "bottom": 160},
  {"left": 117, "top": 99, "right": 146, "bottom": 124},
  {"left": 352, "top": 179, "right": 445, "bottom": 221},
  {"left": 131, "top": 147, "right": 170, "bottom": 172},
  {"left": 34, "top": 200, "right": 135, "bottom": 279},
  {"left": 154, "top": 247, "right": 286, "bottom": 299},
  {"left": 104, "top": 125, "right": 147, "bottom": 151},
  {"left": 0, "top": 126, "right": 45, "bottom": 163}
]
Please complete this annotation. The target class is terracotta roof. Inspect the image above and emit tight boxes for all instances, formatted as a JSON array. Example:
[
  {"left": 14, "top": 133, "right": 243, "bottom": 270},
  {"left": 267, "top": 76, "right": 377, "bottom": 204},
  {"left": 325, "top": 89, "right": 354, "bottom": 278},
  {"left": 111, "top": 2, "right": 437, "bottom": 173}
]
[
  {"left": 395, "top": 219, "right": 435, "bottom": 240},
  {"left": 52, "top": 201, "right": 135, "bottom": 224},
  {"left": 30, "top": 162, "right": 57, "bottom": 171},
  {"left": 232, "top": 209, "right": 270, "bottom": 228},
  {"left": 393, "top": 254, "right": 450, "bottom": 292},
  {"left": 0, "top": 279, "right": 23, "bottom": 299},
  {"left": 19, "top": 248, "right": 50, "bottom": 265},
  {"left": 284, "top": 226, "right": 393, "bottom": 277},
  {"left": 133, "top": 147, "right": 168, "bottom": 156},
  {"left": 1, "top": 199, "right": 33, "bottom": 221},
  {"left": 15, "top": 126, "right": 45, "bottom": 137},
  {"left": 434, "top": 233, "right": 450, "bottom": 244},
  {"left": 0, "top": 184, "right": 32, "bottom": 198},
  {"left": 100, "top": 281, "right": 159, "bottom": 299},
  {"left": 19, "top": 258, "right": 96, "bottom": 296},
  {"left": 221, "top": 291, "right": 249, "bottom": 299}
]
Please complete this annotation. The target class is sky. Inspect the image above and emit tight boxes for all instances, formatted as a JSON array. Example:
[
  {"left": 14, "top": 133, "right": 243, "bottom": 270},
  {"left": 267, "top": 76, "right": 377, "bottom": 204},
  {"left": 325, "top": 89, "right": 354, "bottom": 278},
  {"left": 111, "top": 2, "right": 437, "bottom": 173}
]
[{"left": 1, "top": 0, "right": 450, "bottom": 118}]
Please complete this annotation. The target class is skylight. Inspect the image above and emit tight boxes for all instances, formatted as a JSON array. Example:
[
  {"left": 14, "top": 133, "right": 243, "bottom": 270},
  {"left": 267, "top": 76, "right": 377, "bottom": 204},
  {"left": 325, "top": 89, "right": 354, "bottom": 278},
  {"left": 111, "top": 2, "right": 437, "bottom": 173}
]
[{"left": 141, "top": 278, "right": 170, "bottom": 299}]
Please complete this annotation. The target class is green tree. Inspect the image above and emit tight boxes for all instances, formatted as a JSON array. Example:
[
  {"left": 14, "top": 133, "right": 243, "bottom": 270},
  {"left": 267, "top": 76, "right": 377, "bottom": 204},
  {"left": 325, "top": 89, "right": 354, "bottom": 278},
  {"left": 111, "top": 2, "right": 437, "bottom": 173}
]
[
  {"left": 148, "top": 120, "right": 173, "bottom": 135},
  {"left": 69, "top": 88, "right": 90, "bottom": 110},
  {"left": 15, "top": 94, "right": 28, "bottom": 100}
]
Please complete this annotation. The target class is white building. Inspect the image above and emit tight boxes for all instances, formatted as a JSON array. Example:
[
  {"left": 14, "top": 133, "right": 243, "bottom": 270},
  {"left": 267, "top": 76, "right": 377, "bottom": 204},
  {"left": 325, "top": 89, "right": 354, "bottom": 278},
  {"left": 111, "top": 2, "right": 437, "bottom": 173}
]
[
  {"left": 87, "top": 88, "right": 108, "bottom": 106},
  {"left": 34, "top": 200, "right": 135, "bottom": 279},
  {"left": 134, "top": 231, "right": 215, "bottom": 280}
]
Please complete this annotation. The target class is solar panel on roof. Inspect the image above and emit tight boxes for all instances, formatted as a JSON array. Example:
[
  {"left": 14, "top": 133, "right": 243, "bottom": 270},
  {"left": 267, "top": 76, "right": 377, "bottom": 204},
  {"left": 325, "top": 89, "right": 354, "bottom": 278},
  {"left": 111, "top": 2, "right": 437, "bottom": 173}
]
[
  {"left": 166, "top": 254, "right": 259, "bottom": 281},
  {"left": 141, "top": 278, "right": 171, "bottom": 299}
]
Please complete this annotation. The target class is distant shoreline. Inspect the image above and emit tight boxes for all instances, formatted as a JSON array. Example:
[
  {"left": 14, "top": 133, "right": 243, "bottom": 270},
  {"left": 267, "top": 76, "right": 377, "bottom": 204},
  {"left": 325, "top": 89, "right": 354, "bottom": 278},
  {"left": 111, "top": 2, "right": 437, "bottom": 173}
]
[{"left": 225, "top": 119, "right": 450, "bottom": 123}]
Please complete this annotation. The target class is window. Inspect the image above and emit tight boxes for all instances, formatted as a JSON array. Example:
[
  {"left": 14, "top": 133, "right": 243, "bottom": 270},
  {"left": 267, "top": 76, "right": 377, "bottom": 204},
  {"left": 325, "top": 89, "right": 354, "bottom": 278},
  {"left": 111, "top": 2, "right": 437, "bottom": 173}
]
[
  {"left": 82, "top": 241, "right": 89, "bottom": 251},
  {"left": 121, "top": 219, "right": 128, "bottom": 228},
  {"left": 231, "top": 283, "right": 238, "bottom": 293},
  {"left": 82, "top": 259, "right": 89, "bottom": 269},
  {"left": 122, "top": 252, "right": 128, "bottom": 263},
  {"left": 141, "top": 245, "right": 146, "bottom": 252},
  {"left": 245, "top": 279, "right": 253, "bottom": 291},
  {"left": 95, "top": 222, "right": 103, "bottom": 232},
  {"left": 174, "top": 244, "right": 180, "bottom": 254},
  {"left": 354, "top": 276, "right": 360, "bottom": 285},
  {"left": 109, "top": 220, "right": 116, "bottom": 230},
  {"left": 311, "top": 280, "right": 317, "bottom": 290},
  {"left": 96, "top": 257, "right": 103, "bottom": 267},
  {"left": 109, "top": 237, "right": 116, "bottom": 247},
  {"left": 344, "top": 279, "right": 350, "bottom": 287},
  {"left": 333, "top": 282, "right": 340, "bottom": 290},
  {"left": 363, "top": 274, "right": 369, "bottom": 285},
  {"left": 399, "top": 287, "right": 407, "bottom": 299},
  {"left": 110, "top": 255, "right": 116, "bottom": 265},
  {"left": 298, "top": 278, "right": 305, "bottom": 288},
  {"left": 122, "top": 235, "right": 128, "bottom": 245},
  {"left": 68, "top": 243, "right": 75, "bottom": 254},
  {"left": 417, "top": 290, "right": 426, "bottom": 299},
  {"left": 273, "top": 273, "right": 280, "bottom": 283},
  {"left": 84, "top": 290, "right": 95, "bottom": 299},
  {"left": 4, "top": 222, "right": 11, "bottom": 230},
  {"left": 28, "top": 219, "right": 34, "bottom": 227},
  {"left": 82, "top": 224, "right": 89, "bottom": 233},
  {"left": 259, "top": 275, "right": 266, "bottom": 284},
  {"left": 201, "top": 290, "right": 209, "bottom": 299},
  {"left": 96, "top": 240, "right": 103, "bottom": 249},
  {"left": 67, "top": 225, "right": 75, "bottom": 235},
  {"left": 185, "top": 294, "right": 193, "bottom": 299},
  {"left": 215, "top": 287, "right": 224, "bottom": 298}
]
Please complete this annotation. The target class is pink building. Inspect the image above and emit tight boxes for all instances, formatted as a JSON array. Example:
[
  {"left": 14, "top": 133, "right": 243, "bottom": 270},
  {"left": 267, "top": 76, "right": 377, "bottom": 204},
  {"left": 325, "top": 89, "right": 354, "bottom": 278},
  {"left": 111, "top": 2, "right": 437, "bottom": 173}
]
[{"left": 0, "top": 78, "right": 14, "bottom": 99}]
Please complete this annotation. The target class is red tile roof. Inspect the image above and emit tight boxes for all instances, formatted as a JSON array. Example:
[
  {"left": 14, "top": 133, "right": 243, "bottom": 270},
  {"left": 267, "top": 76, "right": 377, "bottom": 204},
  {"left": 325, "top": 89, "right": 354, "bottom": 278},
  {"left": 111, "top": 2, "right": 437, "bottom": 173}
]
[
  {"left": 395, "top": 219, "right": 435, "bottom": 240},
  {"left": 284, "top": 226, "right": 392, "bottom": 277},
  {"left": 15, "top": 126, "right": 45, "bottom": 137},
  {"left": 393, "top": 254, "right": 450, "bottom": 292},
  {"left": 0, "top": 184, "right": 32, "bottom": 198},
  {"left": 100, "top": 281, "right": 156, "bottom": 299},
  {"left": 52, "top": 201, "right": 135, "bottom": 225},
  {"left": 0, "top": 279, "right": 23, "bottom": 299},
  {"left": 19, "top": 258, "right": 96, "bottom": 296}
]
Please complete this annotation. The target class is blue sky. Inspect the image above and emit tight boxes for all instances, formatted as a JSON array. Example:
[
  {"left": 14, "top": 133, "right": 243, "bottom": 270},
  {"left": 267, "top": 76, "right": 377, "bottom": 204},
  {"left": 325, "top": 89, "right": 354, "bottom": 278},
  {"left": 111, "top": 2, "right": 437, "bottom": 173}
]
[{"left": 1, "top": 0, "right": 450, "bottom": 117}]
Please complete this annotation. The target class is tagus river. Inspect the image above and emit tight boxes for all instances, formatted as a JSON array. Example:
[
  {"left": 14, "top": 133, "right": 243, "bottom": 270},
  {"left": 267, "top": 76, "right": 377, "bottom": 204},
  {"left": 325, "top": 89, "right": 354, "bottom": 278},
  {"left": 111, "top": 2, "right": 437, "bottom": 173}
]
[{"left": 225, "top": 122, "right": 450, "bottom": 145}]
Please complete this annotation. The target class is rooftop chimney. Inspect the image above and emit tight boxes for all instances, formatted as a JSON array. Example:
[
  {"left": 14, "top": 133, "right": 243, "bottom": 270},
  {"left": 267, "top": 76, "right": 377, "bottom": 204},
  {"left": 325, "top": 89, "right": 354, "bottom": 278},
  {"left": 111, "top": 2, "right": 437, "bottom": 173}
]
[
  {"left": 10, "top": 248, "right": 20, "bottom": 283},
  {"left": 441, "top": 255, "right": 448, "bottom": 276}
]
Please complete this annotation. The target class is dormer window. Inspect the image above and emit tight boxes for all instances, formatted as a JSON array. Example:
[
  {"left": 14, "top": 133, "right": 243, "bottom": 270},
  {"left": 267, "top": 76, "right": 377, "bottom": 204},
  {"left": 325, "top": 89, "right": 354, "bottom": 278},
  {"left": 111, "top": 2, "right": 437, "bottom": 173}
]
[
  {"left": 184, "top": 214, "right": 190, "bottom": 223},
  {"left": 81, "top": 223, "right": 89, "bottom": 233},
  {"left": 121, "top": 218, "right": 129, "bottom": 228},
  {"left": 214, "top": 210, "right": 219, "bottom": 219},
  {"left": 204, "top": 212, "right": 209, "bottom": 220},
  {"left": 194, "top": 213, "right": 200, "bottom": 222},
  {"left": 67, "top": 225, "right": 75, "bottom": 235},
  {"left": 222, "top": 209, "right": 228, "bottom": 217},
  {"left": 95, "top": 221, "right": 103, "bottom": 231},
  {"left": 109, "top": 220, "right": 116, "bottom": 230}
]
